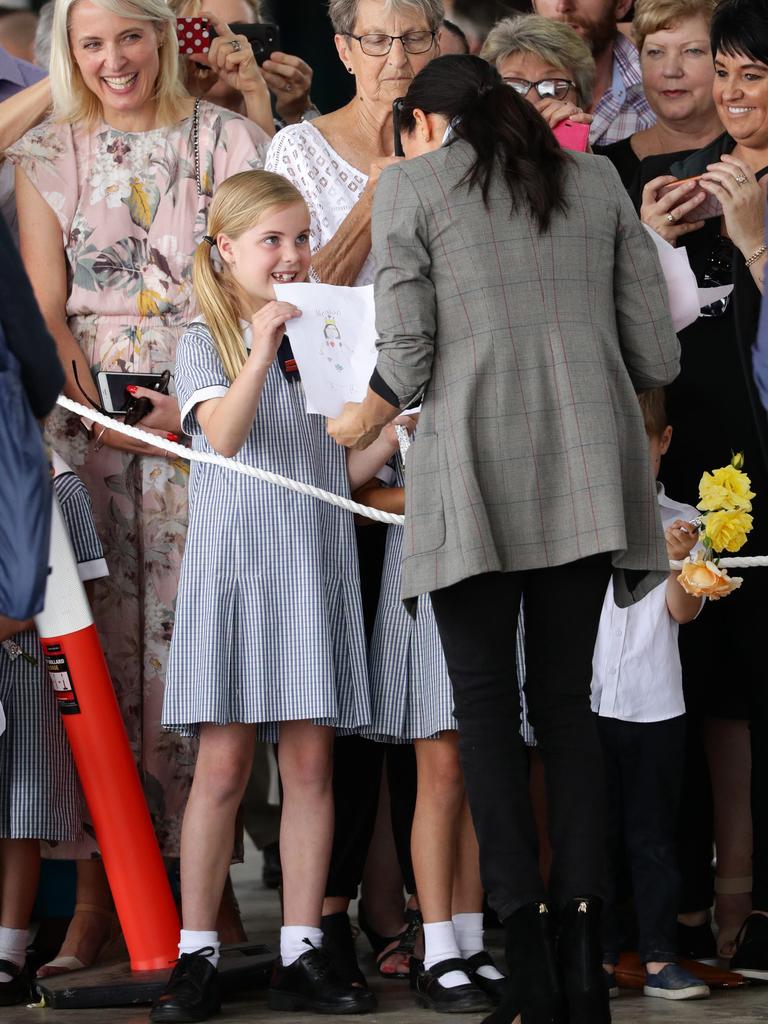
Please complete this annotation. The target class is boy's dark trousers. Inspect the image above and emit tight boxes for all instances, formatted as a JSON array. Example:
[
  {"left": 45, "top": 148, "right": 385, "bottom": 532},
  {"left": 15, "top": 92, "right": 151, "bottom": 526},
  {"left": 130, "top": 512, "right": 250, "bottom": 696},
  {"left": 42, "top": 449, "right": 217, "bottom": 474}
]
[{"left": 598, "top": 713, "right": 686, "bottom": 965}]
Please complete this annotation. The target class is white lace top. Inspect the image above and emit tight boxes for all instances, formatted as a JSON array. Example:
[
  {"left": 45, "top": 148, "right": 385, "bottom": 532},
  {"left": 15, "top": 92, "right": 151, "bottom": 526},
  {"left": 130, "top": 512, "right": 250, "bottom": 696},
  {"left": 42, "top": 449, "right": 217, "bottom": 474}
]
[{"left": 266, "top": 121, "right": 375, "bottom": 286}]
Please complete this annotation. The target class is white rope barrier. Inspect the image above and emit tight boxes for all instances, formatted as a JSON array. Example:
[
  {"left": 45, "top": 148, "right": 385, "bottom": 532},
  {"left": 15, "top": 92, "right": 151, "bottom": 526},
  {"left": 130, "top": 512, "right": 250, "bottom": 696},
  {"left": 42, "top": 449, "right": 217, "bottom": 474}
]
[
  {"left": 56, "top": 396, "right": 405, "bottom": 527},
  {"left": 56, "top": 395, "right": 768, "bottom": 568}
]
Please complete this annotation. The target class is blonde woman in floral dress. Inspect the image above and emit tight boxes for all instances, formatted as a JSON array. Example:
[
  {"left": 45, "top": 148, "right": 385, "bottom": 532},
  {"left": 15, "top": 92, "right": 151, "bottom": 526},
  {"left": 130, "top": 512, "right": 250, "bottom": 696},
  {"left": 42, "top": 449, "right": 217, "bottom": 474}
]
[{"left": 7, "top": 0, "right": 268, "bottom": 974}]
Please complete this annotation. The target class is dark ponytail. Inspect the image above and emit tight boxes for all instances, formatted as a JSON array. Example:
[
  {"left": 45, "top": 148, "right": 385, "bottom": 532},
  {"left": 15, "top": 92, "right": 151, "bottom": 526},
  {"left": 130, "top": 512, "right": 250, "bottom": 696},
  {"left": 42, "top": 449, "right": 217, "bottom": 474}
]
[{"left": 399, "top": 54, "right": 569, "bottom": 233}]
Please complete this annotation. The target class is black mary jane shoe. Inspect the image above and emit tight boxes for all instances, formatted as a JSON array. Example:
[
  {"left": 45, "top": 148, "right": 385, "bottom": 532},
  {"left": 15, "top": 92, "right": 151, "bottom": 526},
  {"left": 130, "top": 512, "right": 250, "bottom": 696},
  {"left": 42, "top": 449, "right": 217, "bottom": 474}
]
[
  {"left": 0, "top": 959, "right": 30, "bottom": 1007},
  {"left": 411, "top": 957, "right": 492, "bottom": 1014},
  {"left": 557, "top": 898, "right": 611, "bottom": 1024},
  {"left": 268, "top": 943, "right": 377, "bottom": 1014},
  {"left": 150, "top": 948, "right": 220, "bottom": 1023},
  {"left": 321, "top": 911, "right": 368, "bottom": 988},
  {"left": 464, "top": 951, "right": 508, "bottom": 1006}
]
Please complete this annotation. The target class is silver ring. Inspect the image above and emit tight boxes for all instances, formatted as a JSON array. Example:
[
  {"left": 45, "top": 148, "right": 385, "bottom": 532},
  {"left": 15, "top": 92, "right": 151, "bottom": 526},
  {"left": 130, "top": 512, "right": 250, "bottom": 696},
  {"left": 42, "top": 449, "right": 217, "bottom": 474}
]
[
  {"left": 735, "top": 174, "right": 748, "bottom": 185},
  {"left": 228, "top": 39, "right": 242, "bottom": 52},
  {"left": 666, "top": 212, "right": 676, "bottom": 224},
  {"left": 284, "top": 82, "right": 293, "bottom": 92}
]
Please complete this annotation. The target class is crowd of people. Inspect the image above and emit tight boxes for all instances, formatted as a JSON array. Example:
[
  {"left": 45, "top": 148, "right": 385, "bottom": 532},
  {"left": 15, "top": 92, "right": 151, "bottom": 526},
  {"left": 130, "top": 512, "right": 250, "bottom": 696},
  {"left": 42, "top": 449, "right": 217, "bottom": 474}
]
[{"left": 0, "top": 0, "right": 767, "bottom": 1021}]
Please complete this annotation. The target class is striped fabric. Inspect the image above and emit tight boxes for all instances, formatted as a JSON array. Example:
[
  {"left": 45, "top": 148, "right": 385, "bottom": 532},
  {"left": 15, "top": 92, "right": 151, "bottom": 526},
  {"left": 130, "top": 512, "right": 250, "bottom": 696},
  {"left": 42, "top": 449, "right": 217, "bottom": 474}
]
[
  {"left": 364, "top": 459, "right": 455, "bottom": 742},
  {"left": 0, "top": 468, "right": 105, "bottom": 840},
  {"left": 365, "top": 458, "right": 536, "bottom": 746},
  {"left": 162, "top": 321, "right": 371, "bottom": 742}
]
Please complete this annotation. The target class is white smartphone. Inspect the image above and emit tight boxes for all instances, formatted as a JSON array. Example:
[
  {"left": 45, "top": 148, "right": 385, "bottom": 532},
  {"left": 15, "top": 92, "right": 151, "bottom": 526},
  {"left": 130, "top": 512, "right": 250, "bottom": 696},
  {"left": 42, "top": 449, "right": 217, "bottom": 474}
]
[{"left": 96, "top": 371, "right": 170, "bottom": 413}]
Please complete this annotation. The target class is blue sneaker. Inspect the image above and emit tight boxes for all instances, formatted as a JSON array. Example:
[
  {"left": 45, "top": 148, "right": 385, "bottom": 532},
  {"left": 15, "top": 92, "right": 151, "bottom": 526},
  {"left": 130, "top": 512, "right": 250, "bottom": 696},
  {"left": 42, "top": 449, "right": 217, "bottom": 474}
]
[{"left": 643, "top": 964, "right": 710, "bottom": 1000}]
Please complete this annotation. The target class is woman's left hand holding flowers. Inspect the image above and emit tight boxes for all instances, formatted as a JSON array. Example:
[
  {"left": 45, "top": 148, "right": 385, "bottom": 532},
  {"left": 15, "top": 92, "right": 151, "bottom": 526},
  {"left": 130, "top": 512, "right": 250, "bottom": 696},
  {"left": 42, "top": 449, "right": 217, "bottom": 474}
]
[{"left": 699, "top": 154, "right": 766, "bottom": 257}]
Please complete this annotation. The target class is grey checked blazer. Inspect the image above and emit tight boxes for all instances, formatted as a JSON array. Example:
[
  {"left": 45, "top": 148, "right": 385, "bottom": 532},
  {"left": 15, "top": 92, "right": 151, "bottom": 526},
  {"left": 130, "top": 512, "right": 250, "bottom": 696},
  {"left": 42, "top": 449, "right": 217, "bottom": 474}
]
[{"left": 371, "top": 141, "right": 680, "bottom": 604}]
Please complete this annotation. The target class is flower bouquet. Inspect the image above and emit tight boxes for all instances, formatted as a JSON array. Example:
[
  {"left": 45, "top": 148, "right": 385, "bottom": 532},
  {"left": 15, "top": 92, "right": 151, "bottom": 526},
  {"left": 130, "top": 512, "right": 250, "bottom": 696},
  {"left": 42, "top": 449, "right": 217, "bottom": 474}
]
[{"left": 677, "top": 453, "right": 755, "bottom": 601}]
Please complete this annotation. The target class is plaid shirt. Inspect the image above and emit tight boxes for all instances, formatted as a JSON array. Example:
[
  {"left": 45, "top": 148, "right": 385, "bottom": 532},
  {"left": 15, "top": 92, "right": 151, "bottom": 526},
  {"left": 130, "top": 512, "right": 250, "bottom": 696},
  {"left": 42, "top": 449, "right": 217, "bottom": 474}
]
[{"left": 589, "top": 33, "right": 655, "bottom": 146}]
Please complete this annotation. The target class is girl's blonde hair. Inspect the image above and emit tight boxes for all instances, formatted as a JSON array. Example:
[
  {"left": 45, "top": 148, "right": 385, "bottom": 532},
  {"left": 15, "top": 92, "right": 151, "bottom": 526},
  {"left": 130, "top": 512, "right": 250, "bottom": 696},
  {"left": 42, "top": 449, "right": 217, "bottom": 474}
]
[
  {"left": 50, "top": 0, "right": 188, "bottom": 126},
  {"left": 194, "top": 170, "right": 307, "bottom": 383}
]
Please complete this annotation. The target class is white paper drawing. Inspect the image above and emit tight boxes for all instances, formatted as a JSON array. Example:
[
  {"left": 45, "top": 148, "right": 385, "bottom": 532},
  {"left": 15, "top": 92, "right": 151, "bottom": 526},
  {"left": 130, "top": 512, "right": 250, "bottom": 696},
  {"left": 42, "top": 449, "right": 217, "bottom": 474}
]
[{"left": 273, "top": 282, "right": 378, "bottom": 417}]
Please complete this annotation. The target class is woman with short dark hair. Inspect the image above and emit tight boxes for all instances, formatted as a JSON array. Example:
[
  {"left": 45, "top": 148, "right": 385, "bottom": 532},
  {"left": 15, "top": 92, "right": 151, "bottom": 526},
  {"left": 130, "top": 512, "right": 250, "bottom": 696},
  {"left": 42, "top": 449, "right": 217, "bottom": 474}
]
[{"left": 330, "top": 53, "right": 680, "bottom": 1024}]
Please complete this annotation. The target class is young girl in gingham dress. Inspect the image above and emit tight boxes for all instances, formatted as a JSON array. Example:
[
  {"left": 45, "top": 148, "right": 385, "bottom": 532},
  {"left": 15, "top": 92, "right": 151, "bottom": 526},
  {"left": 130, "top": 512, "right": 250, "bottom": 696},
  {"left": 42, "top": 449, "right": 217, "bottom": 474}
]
[
  {"left": 156, "top": 171, "right": 397, "bottom": 1022},
  {"left": 356, "top": 453, "right": 507, "bottom": 1013}
]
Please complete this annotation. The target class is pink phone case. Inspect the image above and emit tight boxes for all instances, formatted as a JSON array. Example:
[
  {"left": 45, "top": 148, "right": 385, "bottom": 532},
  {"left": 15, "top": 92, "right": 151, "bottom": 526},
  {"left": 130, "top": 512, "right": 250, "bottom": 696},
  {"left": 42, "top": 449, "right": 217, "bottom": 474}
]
[
  {"left": 176, "top": 17, "right": 212, "bottom": 55},
  {"left": 552, "top": 119, "right": 590, "bottom": 152}
]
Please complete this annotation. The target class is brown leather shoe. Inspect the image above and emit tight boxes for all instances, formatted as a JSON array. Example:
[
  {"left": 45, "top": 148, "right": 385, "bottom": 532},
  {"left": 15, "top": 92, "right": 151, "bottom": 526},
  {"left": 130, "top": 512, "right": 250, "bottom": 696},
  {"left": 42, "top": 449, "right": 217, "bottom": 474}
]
[{"left": 615, "top": 952, "right": 747, "bottom": 990}]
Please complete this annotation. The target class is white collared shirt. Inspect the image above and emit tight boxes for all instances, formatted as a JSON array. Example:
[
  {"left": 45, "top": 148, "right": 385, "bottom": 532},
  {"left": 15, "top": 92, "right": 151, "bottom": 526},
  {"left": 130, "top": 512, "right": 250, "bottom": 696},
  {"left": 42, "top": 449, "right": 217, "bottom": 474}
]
[{"left": 591, "top": 485, "right": 703, "bottom": 723}]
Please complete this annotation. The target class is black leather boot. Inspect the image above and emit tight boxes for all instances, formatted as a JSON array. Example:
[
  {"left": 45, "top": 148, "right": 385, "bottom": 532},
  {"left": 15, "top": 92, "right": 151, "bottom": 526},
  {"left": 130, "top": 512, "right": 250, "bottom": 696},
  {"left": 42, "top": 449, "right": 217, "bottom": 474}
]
[
  {"left": 557, "top": 898, "right": 611, "bottom": 1024},
  {"left": 320, "top": 912, "right": 368, "bottom": 988},
  {"left": 483, "top": 902, "right": 565, "bottom": 1024}
]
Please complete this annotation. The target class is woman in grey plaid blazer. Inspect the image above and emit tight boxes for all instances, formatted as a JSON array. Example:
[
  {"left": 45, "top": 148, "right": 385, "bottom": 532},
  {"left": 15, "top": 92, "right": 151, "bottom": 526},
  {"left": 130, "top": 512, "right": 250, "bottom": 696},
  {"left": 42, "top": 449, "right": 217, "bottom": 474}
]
[{"left": 330, "top": 55, "right": 680, "bottom": 1024}]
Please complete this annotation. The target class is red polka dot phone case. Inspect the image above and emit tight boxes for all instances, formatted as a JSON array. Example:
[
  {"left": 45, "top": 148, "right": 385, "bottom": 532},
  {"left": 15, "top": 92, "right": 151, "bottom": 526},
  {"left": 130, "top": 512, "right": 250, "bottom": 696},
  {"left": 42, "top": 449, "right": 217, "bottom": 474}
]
[{"left": 176, "top": 17, "right": 212, "bottom": 55}]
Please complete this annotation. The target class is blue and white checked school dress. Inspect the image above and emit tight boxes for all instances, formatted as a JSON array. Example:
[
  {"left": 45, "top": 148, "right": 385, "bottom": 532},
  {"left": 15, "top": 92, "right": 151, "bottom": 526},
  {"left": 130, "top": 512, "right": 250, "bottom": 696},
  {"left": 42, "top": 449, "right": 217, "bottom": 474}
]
[
  {"left": 364, "top": 458, "right": 535, "bottom": 746},
  {"left": 0, "top": 457, "right": 107, "bottom": 841},
  {"left": 364, "top": 458, "right": 456, "bottom": 742},
  {"left": 162, "top": 321, "right": 370, "bottom": 742}
]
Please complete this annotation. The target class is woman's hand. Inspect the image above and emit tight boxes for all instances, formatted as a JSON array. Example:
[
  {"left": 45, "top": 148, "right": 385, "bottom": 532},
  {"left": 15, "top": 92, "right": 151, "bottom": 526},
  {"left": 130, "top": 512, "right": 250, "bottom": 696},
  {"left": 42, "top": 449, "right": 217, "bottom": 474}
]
[
  {"left": 249, "top": 300, "right": 301, "bottom": 369},
  {"left": 329, "top": 401, "right": 381, "bottom": 450},
  {"left": 535, "top": 97, "right": 592, "bottom": 130},
  {"left": 665, "top": 518, "right": 699, "bottom": 562},
  {"left": 640, "top": 175, "right": 706, "bottom": 244},
  {"left": 97, "top": 421, "right": 182, "bottom": 458},
  {"left": 699, "top": 155, "right": 766, "bottom": 258},
  {"left": 261, "top": 52, "right": 314, "bottom": 123},
  {"left": 201, "top": 11, "right": 271, "bottom": 104},
  {"left": 128, "top": 386, "right": 182, "bottom": 435}
]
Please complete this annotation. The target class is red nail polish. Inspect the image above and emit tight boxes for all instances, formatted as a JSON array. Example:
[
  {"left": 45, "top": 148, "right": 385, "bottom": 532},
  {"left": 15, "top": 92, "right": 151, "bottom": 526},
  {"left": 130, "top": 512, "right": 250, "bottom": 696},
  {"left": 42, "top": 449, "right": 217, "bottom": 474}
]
[
  {"left": 126, "top": 384, "right": 138, "bottom": 394},
  {"left": 166, "top": 432, "right": 179, "bottom": 442}
]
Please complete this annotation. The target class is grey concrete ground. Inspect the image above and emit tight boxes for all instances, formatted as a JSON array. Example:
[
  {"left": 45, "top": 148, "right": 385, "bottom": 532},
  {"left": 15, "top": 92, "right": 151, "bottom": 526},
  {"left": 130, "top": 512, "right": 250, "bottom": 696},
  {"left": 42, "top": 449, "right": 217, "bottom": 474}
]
[{"left": 5, "top": 839, "right": 766, "bottom": 1023}]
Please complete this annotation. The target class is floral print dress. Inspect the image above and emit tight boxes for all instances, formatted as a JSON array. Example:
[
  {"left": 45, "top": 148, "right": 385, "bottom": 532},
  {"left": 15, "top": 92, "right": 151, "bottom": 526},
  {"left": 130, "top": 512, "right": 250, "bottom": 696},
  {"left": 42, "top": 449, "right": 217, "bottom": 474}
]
[{"left": 8, "top": 101, "right": 268, "bottom": 857}]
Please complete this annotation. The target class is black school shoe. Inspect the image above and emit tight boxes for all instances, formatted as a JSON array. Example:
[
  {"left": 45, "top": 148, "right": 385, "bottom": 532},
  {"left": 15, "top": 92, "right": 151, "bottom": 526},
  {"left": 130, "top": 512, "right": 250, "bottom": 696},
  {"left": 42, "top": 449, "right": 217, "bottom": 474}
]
[
  {"left": 730, "top": 913, "right": 768, "bottom": 980},
  {"left": 150, "top": 949, "right": 220, "bottom": 1023},
  {"left": 464, "top": 951, "right": 508, "bottom": 1006},
  {"left": 0, "top": 960, "right": 29, "bottom": 1007},
  {"left": 411, "top": 957, "right": 492, "bottom": 1013},
  {"left": 268, "top": 945, "right": 377, "bottom": 1014}
]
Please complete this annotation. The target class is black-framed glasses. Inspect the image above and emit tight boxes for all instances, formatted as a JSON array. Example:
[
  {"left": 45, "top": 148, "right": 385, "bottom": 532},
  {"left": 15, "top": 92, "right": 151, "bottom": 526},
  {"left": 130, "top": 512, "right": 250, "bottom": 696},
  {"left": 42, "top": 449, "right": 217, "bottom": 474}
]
[
  {"left": 503, "top": 77, "right": 575, "bottom": 100},
  {"left": 345, "top": 30, "right": 436, "bottom": 56},
  {"left": 700, "top": 235, "right": 733, "bottom": 318}
]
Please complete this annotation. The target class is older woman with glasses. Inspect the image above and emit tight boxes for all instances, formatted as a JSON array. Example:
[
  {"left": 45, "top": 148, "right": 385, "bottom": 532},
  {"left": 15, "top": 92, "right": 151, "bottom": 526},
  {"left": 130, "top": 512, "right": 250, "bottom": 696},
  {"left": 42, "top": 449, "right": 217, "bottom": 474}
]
[
  {"left": 639, "top": 0, "right": 768, "bottom": 972},
  {"left": 480, "top": 14, "right": 595, "bottom": 133}
]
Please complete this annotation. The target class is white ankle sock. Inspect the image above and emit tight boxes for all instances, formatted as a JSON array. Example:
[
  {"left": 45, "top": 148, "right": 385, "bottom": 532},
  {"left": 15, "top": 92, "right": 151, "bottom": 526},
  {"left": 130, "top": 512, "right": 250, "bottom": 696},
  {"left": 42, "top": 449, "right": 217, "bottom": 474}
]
[
  {"left": 179, "top": 929, "right": 220, "bottom": 968},
  {"left": 453, "top": 913, "right": 504, "bottom": 980},
  {"left": 423, "top": 921, "right": 470, "bottom": 988},
  {"left": 0, "top": 927, "right": 28, "bottom": 982},
  {"left": 281, "top": 925, "right": 323, "bottom": 967}
]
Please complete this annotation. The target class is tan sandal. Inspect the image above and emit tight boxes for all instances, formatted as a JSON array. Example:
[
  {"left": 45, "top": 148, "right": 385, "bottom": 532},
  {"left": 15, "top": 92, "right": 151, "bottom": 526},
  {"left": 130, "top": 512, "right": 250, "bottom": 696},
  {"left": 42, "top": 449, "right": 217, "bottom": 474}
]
[{"left": 36, "top": 903, "right": 123, "bottom": 978}]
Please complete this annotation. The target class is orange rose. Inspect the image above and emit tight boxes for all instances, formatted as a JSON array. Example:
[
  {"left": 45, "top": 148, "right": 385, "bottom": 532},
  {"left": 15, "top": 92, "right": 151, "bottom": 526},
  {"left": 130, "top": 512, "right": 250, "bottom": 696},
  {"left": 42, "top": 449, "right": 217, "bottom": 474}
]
[{"left": 677, "top": 557, "right": 743, "bottom": 601}]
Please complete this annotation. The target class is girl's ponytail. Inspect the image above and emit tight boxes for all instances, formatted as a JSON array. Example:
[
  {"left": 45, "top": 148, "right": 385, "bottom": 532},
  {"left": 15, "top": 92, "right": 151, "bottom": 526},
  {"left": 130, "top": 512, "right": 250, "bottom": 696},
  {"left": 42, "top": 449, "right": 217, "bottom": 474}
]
[
  {"left": 194, "top": 170, "right": 307, "bottom": 383},
  {"left": 193, "top": 239, "right": 247, "bottom": 383}
]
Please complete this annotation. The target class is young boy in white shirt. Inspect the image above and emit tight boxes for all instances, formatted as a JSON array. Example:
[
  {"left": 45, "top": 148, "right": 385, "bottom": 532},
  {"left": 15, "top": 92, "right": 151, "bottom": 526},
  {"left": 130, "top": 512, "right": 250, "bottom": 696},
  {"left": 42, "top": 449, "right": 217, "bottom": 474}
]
[{"left": 593, "top": 388, "right": 709, "bottom": 1002}]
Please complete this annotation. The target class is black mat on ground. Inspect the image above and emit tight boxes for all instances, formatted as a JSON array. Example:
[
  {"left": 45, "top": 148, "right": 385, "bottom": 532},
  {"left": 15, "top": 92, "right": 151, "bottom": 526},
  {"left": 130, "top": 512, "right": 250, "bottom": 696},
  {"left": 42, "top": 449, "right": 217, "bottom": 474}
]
[{"left": 33, "top": 943, "right": 275, "bottom": 1009}]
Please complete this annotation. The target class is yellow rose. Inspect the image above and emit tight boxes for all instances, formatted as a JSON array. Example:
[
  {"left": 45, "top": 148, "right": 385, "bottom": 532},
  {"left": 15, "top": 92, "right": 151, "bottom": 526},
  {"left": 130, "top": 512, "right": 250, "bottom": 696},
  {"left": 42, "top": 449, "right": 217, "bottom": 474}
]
[
  {"left": 697, "top": 464, "right": 755, "bottom": 512},
  {"left": 704, "top": 509, "right": 753, "bottom": 552},
  {"left": 677, "top": 558, "right": 743, "bottom": 601}
]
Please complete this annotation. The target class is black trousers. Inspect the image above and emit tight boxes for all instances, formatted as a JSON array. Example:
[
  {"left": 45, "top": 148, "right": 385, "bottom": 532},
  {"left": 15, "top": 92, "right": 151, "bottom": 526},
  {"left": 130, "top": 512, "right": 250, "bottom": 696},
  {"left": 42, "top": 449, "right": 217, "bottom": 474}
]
[
  {"left": 430, "top": 556, "right": 611, "bottom": 920},
  {"left": 598, "top": 714, "right": 686, "bottom": 964}
]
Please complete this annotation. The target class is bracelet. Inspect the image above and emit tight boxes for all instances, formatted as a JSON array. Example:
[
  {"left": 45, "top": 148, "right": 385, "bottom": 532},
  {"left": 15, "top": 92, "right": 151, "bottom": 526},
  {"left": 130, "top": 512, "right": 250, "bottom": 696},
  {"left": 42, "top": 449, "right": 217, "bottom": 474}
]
[
  {"left": 745, "top": 243, "right": 767, "bottom": 268},
  {"left": 92, "top": 426, "right": 108, "bottom": 452}
]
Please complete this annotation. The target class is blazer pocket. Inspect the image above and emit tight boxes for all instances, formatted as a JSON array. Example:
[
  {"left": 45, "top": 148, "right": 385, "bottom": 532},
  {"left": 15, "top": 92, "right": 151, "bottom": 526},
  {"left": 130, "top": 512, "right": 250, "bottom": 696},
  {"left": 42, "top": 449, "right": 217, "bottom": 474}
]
[{"left": 405, "top": 433, "right": 446, "bottom": 553}]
